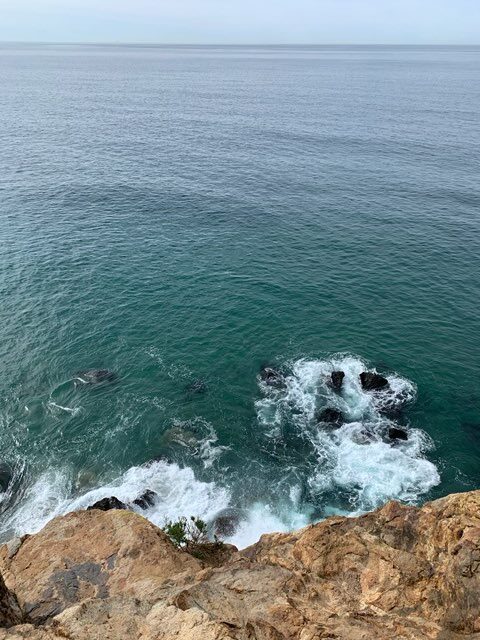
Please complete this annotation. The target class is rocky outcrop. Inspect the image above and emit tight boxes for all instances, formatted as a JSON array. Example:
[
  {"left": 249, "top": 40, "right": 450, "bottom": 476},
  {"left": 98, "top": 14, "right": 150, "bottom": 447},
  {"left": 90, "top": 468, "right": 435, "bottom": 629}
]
[
  {"left": 360, "top": 371, "right": 389, "bottom": 391},
  {"left": 330, "top": 370, "right": 345, "bottom": 390},
  {"left": 1, "top": 491, "right": 480, "bottom": 639}
]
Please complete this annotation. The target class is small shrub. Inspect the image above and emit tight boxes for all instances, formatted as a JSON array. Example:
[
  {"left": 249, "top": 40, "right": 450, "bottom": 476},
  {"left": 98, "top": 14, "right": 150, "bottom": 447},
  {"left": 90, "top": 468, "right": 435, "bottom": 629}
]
[{"left": 163, "top": 516, "right": 209, "bottom": 548}]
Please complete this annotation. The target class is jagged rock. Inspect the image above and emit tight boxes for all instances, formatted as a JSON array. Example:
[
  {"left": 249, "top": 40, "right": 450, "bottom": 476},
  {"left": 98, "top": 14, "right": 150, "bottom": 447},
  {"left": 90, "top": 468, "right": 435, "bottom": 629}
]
[
  {"left": 0, "top": 510, "right": 200, "bottom": 624},
  {"left": 0, "top": 571, "right": 22, "bottom": 627},
  {"left": 316, "top": 407, "right": 343, "bottom": 425},
  {"left": 388, "top": 426, "right": 408, "bottom": 441},
  {"left": 87, "top": 497, "right": 127, "bottom": 512},
  {"left": 259, "top": 367, "right": 285, "bottom": 387},
  {"left": 132, "top": 490, "right": 158, "bottom": 510},
  {"left": 330, "top": 370, "right": 345, "bottom": 390},
  {"left": 74, "top": 369, "right": 117, "bottom": 385},
  {"left": 360, "top": 371, "right": 390, "bottom": 391},
  {"left": 2, "top": 492, "right": 480, "bottom": 638}
]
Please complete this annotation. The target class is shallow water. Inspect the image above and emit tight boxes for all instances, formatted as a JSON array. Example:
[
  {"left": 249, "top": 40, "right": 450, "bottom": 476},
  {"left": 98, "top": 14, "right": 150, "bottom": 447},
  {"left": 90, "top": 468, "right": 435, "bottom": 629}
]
[{"left": 0, "top": 44, "right": 479, "bottom": 547}]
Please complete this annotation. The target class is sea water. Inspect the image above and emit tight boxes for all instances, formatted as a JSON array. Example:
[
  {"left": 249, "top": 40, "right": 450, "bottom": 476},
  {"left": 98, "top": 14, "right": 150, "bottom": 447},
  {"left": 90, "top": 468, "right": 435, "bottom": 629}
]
[{"left": 0, "top": 44, "right": 479, "bottom": 547}]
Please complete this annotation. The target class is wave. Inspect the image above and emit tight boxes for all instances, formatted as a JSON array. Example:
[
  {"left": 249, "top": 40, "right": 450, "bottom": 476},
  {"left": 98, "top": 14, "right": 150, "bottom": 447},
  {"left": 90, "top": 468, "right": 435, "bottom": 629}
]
[{"left": 0, "top": 354, "right": 441, "bottom": 549}]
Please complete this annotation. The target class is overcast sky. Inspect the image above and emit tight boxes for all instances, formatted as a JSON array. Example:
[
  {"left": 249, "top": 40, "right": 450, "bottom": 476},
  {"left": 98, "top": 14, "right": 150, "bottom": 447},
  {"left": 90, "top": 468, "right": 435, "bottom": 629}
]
[{"left": 1, "top": 0, "right": 479, "bottom": 44}]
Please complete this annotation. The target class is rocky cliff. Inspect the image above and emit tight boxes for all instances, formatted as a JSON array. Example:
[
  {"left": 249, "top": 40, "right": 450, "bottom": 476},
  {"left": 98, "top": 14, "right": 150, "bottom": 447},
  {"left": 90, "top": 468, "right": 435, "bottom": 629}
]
[{"left": 0, "top": 490, "right": 479, "bottom": 639}]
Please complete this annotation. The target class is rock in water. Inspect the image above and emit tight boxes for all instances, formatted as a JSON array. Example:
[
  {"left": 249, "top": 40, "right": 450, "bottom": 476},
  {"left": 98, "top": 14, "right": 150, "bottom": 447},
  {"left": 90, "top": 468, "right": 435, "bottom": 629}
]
[
  {"left": 133, "top": 490, "right": 158, "bottom": 510},
  {"left": 360, "top": 371, "right": 389, "bottom": 391},
  {"left": 388, "top": 427, "right": 408, "bottom": 441},
  {"left": 210, "top": 508, "right": 243, "bottom": 539},
  {"left": 330, "top": 370, "right": 345, "bottom": 390},
  {"left": 316, "top": 408, "right": 343, "bottom": 425},
  {"left": 260, "top": 366, "right": 285, "bottom": 387},
  {"left": 74, "top": 369, "right": 117, "bottom": 385},
  {"left": 87, "top": 496, "right": 128, "bottom": 511},
  {"left": 0, "top": 464, "right": 12, "bottom": 493}
]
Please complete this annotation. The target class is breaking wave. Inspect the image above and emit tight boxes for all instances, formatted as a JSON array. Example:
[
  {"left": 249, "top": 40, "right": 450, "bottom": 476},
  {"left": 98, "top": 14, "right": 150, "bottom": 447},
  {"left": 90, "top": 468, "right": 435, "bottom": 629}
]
[{"left": 0, "top": 354, "right": 440, "bottom": 549}]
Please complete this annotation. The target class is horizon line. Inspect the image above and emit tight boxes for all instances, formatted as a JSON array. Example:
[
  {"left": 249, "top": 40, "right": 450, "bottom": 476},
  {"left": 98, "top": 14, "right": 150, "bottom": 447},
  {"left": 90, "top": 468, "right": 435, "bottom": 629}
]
[{"left": 1, "top": 40, "right": 479, "bottom": 47}]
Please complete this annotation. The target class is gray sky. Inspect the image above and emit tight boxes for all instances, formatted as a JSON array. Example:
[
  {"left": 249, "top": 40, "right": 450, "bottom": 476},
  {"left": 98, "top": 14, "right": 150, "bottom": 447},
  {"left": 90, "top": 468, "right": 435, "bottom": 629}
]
[{"left": 1, "top": 0, "right": 479, "bottom": 44}]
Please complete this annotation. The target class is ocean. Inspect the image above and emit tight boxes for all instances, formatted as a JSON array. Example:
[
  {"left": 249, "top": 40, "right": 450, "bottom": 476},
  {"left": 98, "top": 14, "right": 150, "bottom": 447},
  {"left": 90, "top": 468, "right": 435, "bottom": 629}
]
[{"left": 0, "top": 44, "right": 479, "bottom": 548}]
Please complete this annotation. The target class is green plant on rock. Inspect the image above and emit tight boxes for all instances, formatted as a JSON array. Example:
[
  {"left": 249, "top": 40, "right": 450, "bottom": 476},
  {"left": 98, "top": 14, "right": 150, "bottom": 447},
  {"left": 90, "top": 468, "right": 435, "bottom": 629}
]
[{"left": 163, "top": 516, "right": 209, "bottom": 548}]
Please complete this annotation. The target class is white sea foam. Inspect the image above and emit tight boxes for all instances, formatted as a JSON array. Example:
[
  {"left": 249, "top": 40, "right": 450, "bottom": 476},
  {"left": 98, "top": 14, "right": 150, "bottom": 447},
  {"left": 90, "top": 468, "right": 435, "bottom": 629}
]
[
  {"left": 0, "top": 461, "right": 230, "bottom": 540},
  {"left": 256, "top": 354, "right": 440, "bottom": 513},
  {"left": 48, "top": 401, "right": 81, "bottom": 416},
  {"left": 225, "top": 502, "right": 309, "bottom": 549}
]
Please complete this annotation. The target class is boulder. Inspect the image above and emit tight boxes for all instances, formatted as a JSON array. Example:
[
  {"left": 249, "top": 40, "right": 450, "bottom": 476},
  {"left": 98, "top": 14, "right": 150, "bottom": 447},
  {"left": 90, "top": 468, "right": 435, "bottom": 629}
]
[
  {"left": 388, "top": 427, "right": 408, "bottom": 441},
  {"left": 260, "top": 367, "right": 285, "bottom": 388},
  {"left": 87, "top": 497, "right": 128, "bottom": 512},
  {"left": 316, "top": 408, "right": 343, "bottom": 425},
  {"left": 330, "top": 370, "right": 345, "bottom": 390},
  {"left": 132, "top": 490, "right": 158, "bottom": 510},
  {"left": 360, "top": 371, "right": 389, "bottom": 391}
]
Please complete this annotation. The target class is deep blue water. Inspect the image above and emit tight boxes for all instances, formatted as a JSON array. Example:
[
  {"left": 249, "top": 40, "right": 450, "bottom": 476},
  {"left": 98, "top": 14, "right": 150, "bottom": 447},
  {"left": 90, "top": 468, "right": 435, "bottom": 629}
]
[{"left": 0, "top": 44, "right": 479, "bottom": 547}]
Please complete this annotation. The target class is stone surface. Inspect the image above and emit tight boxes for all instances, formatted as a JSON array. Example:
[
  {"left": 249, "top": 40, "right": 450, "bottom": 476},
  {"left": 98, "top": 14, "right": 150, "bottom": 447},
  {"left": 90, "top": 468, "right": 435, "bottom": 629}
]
[
  {"left": 87, "top": 497, "right": 128, "bottom": 512},
  {"left": 360, "top": 371, "right": 390, "bottom": 391},
  {"left": 1, "top": 491, "right": 480, "bottom": 638},
  {"left": 0, "top": 572, "right": 22, "bottom": 628},
  {"left": 330, "top": 370, "right": 345, "bottom": 390}
]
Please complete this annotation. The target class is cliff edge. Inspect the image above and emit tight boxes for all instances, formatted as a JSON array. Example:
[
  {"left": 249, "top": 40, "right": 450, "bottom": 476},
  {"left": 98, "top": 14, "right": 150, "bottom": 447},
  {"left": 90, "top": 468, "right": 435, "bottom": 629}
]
[{"left": 0, "top": 490, "right": 479, "bottom": 639}]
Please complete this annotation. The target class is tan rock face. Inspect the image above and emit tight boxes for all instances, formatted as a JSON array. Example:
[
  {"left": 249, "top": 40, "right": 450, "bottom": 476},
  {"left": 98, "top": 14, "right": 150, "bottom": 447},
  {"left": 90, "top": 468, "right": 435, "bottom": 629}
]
[
  {"left": 1, "top": 491, "right": 480, "bottom": 639},
  {"left": 0, "top": 509, "right": 200, "bottom": 622}
]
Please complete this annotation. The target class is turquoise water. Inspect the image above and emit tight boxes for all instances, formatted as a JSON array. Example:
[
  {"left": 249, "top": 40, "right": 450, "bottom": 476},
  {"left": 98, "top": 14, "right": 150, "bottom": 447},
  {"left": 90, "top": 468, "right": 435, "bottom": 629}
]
[{"left": 1, "top": 44, "right": 479, "bottom": 547}]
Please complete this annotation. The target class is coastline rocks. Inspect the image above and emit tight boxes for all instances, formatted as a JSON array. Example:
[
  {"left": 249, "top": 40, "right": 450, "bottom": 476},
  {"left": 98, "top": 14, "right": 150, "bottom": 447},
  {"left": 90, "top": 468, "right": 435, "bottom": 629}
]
[
  {"left": 1, "top": 492, "right": 480, "bottom": 637},
  {"left": 0, "top": 510, "right": 201, "bottom": 624},
  {"left": 259, "top": 367, "right": 285, "bottom": 388},
  {"left": 360, "top": 371, "right": 390, "bottom": 391},
  {"left": 330, "top": 370, "right": 345, "bottom": 390},
  {"left": 2, "top": 492, "right": 480, "bottom": 638},
  {"left": 315, "top": 407, "right": 343, "bottom": 425},
  {"left": 132, "top": 490, "right": 158, "bottom": 510},
  {"left": 74, "top": 369, "right": 117, "bottom": 385},
  {"left": 87, "top": 497, "right": 127, "bottom": 512}
]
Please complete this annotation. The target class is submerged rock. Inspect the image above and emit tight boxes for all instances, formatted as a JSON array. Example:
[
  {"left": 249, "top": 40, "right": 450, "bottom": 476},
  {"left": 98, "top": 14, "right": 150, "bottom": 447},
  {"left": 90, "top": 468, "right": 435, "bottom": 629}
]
[
  {"left": 260, "top": 367, "right": 285, "bottom": 388},
  {"left": 87, "top": 496, "right": 128, "bottom": 512},
  {"left": 74, "top": 369, "right": 117, "bottom": 385},
  {"left": 360, "top": 371, "right": 389, "bottom": 391},
  {"left": 388, "top": 427, "right": 408, "bottom": 441},
  {"left": 209, "top": 508, "right": 243, "bottom": 539},
  {"left": 0, "top": 464, "right": 12, "bottom": 493},
  {"left": 184, "top": 379, "right": 207, "bottom": 394},
  {"left": 316, "top": 408, "right": 343, "bottom": 425},
  {"left": 330, "top": 370, "right": 345, "bottom": 390},
  {"left": 133, "top": 490, "right": 158, "bottom": 510}
]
